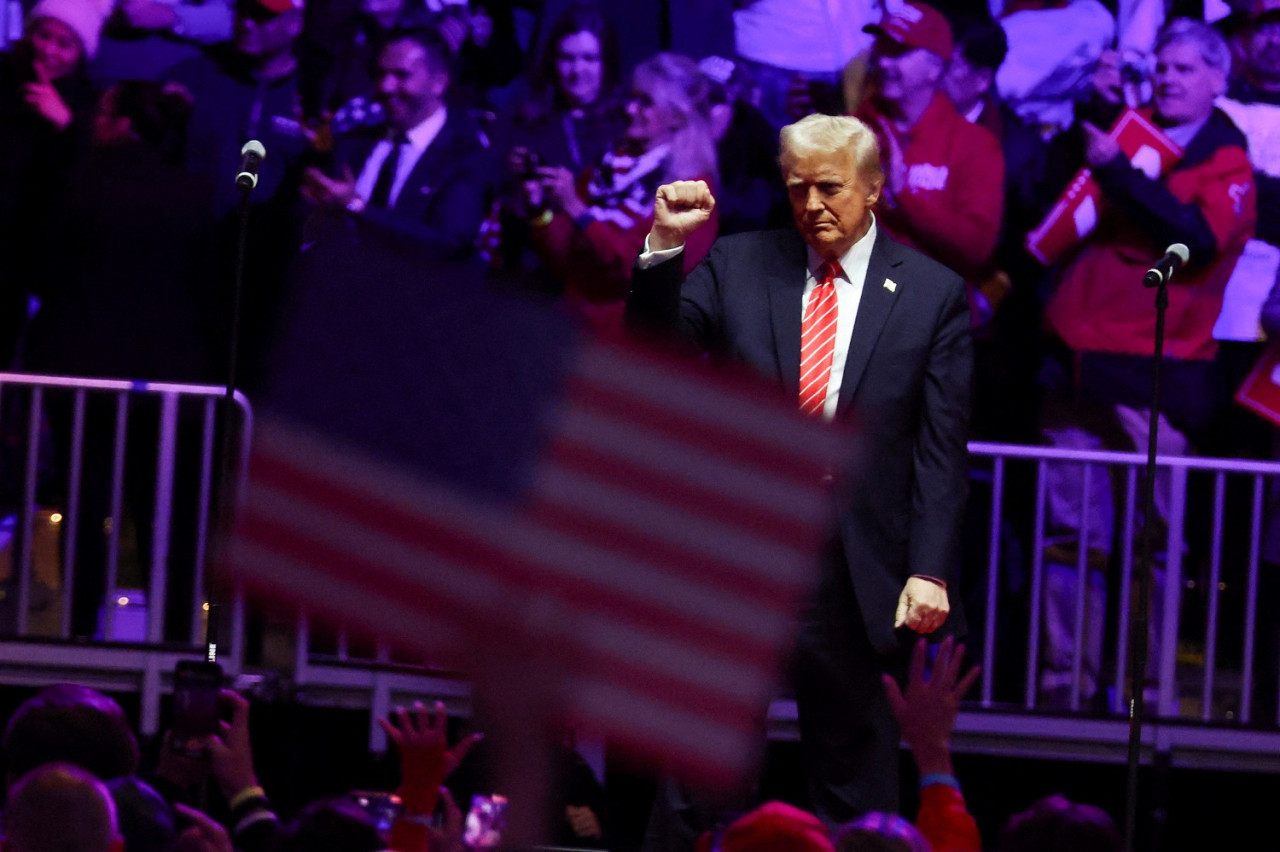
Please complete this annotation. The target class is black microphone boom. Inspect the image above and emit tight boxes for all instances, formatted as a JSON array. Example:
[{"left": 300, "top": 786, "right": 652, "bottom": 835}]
[
  {"left": 1143, "top": 243, "right": 1189, "bottom": 287},
  {"left": 236, "top": 140, "right": 266, "bottom": 192}
]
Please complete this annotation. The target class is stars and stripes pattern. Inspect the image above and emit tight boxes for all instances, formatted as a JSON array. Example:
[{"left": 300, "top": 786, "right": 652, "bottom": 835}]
[
  {"left": 226, "top": 335, "right": 853, "bottom": 784},
  {"left": 798, "top": 260, "right": 842, "bottom": 418}
]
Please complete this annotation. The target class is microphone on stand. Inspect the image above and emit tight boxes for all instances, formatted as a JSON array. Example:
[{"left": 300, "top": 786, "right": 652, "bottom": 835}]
[
  {"left": 235, "top": 140, "right": 266, "bottom": 192},
  {"left": 1143, "top": 243, "right": 1189, "bottom": 287}
]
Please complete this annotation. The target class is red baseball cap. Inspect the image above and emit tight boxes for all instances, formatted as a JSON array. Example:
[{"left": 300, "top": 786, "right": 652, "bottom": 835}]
[
  {"left": 863, "top": 1, "right": 954, "bottom": 60},
  {"left": 719, "top": 802, "right": 834, "bottom": 852}
]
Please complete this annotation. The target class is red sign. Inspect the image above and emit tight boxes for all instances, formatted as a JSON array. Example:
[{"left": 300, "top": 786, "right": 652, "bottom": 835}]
[
  {"left": 1236, "top": 342, "right": 1280, "bottom": 426},
  {"left": 1027, "top": 108, "right": 1184, "bottom": 266}
]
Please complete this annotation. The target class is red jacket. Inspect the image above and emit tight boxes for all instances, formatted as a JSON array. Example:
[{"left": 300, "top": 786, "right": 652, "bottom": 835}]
[
  {"left": 916, "top": 783, "right": 981, "bottom": 852},
  {"left": 1046, "top": 107, "right": 1256, "bottom": 361},
  {"left": 532, "top": 164, "right": 718, "bottom": 336},
  {"left": 859, "top": 92, "right": 1005, "bottom": 281}
]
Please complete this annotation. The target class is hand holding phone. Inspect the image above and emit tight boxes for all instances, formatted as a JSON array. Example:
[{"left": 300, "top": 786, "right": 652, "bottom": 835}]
[{"left": 171, "top": 661, "right": 223, "bottom": 756}]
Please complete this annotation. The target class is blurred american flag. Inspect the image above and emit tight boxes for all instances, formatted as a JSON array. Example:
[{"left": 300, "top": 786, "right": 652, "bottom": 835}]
[{"left": 224, "top": 241, "right": 851, "bottom": 783}]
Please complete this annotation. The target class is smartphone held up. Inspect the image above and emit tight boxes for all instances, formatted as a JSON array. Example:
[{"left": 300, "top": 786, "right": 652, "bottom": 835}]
[{"left": 171, "top": 660, "right": 223, "bottom": 756}]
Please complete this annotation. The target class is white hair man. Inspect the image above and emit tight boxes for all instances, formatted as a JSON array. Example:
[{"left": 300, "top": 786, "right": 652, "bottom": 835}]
[{"left": 628, "top": 111, "right": 972, "bottom": 824}]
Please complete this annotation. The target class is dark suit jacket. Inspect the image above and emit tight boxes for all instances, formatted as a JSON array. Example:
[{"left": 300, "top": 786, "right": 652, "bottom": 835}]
[
  {"left": 334, "top": 109, "right": 491, "bottom": 256},
  {"left": 627, "top": 226, "right": 973, "bottom": 655}
]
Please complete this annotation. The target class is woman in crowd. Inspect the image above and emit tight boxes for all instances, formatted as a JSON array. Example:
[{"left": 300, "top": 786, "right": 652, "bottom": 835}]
[
  {"left": 486, "top": 1, "right": 625, "bottom": 289},
  {"left": 0, "top": 0, "right": 107, "bottom": 367},
  {"left": 526, "top": 50, "right": 719, "bottom": 333},
  {"left": 23, "top": 77, "right": 217, "bottom": 384},
  {"left": 505, "top": 1, "right": 623, "bottom": 184},
  {"left": 23, "top": 78, "right": 217, "bottom": 641}
]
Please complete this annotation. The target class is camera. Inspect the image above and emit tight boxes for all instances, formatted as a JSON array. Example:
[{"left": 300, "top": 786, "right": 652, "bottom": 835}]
[
  {"left": 520, "top": 150, "right": 543, "bottom": 180},
  {"left": 1117, "top": 49, "right": 1152, "bottom": 107},
  {"left": 1120, "top": 60, "right": 1146, "bottom": 86}
]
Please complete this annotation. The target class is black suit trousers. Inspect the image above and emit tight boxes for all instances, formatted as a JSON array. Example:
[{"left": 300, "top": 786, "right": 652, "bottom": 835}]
[{"left": 791, "top": 535, "right": 910, "bottom": 826}]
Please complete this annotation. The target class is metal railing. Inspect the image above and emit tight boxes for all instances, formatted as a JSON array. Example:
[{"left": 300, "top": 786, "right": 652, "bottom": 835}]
[
  {"left": 4, "top": 373, "right": 1280, "bottom": 766},
  {"left": 769, "top": 443, "right": 1280, "bottom": 770},
  {"left": 0, "top": 372, "right": 253, "bottom": 734}
]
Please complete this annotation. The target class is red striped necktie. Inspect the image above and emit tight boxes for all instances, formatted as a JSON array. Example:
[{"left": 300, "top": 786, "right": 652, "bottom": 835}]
[{"left": 799, "top": 260, "right": 843, "bottom": 418}]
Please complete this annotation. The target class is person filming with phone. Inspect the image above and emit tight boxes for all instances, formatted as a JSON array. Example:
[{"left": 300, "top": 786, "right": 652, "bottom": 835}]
[{"left": 483, "top": 2, "right": 624, "bottom": 288}]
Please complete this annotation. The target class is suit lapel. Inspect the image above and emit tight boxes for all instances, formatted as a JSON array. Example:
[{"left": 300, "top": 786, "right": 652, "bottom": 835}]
[
  {"left": 839, "top": 231, "right": 902, "bottom": 409},
  {"left": 393, "top": 113, "right": 457, "bottom": 211},
  {"left": 767, "top": 231, "right": 811, "bottom": 397}
]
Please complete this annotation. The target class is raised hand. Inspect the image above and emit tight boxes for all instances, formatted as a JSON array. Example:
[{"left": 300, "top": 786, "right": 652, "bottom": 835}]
[
  {"left": 1082, "top": 121, "right": 1121, "bottom": 168},
  {"left": 378, "top": 700, "right": 482, "bottom": 815},
  {"left": 23, "top": 62, "right": 72, "bottom": 130},
  {"left": 206, "top": 690, "right": 259, "bottom": 800},
  {"left": 882, "top": 636, "right": 980, "bottom": 774},
  {"left": 649, "top": 180, "right": 716, "bottom": 251}
]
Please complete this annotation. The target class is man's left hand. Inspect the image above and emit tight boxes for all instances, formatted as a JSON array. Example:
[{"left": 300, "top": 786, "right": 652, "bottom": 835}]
[{"left": 894, "top": 576, "right": 949, "bottom": 633}]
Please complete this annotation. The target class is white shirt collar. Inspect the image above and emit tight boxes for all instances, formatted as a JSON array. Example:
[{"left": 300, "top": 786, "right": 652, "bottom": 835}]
[
  {"left": 1161, "top": 114, "right": 1208, "bottom": 149},
  {"left": 402, "top": 106, "right": 448, "bottom": 151},
  {"left": 805, "top": 213, "right": 878, "bottom": 282}
]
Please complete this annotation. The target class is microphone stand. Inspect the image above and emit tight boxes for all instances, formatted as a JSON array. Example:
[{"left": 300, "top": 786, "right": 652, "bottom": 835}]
[
  {"left": 1123, "top": 263, "right": 1173, "bottom": 852},
  {"left": 206, "top": 179, "right": 256, "bottom": 662}
]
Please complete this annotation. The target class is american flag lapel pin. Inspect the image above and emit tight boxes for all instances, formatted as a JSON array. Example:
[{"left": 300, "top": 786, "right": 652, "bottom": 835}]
[{"left": 883, "top": 278, "right": 897, "bottom": 293}]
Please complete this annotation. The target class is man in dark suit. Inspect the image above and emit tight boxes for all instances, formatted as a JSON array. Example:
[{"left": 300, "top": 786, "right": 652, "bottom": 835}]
[
  {"left": 626, "top": 113, "right": 972, "bottom": 824},
  {"left": 301, "top": 26, "right": 489, "bottom": 256}
]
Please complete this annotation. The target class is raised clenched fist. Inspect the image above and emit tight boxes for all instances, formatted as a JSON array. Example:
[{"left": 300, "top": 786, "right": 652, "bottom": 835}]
[{"left": 649, "top": 180, "right": 716, "bottom": 251}]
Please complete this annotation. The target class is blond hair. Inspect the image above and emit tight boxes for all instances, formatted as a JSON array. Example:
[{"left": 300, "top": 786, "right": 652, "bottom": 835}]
[
  {"left": 631, "top": 52, "right": 719, "bottom": 184},
  {"left": 779, "top": 113, "right": 883, "bottom": 184}
]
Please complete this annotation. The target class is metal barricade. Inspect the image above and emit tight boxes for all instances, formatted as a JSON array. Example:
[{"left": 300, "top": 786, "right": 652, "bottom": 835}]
[
  {"left": 967, "top": 442, "right": 1280, "bottom": 727},
  {"left": 5, "top": 373, "right": 1280, "bottom": 763},
  {"left": 0, "top": 372, "right": 252, "bottom": 651}
]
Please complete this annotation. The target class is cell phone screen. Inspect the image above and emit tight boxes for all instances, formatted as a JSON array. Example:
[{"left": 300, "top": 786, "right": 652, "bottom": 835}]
[{"left": 172, "top": 661, "right": 223, "bottom": 741}]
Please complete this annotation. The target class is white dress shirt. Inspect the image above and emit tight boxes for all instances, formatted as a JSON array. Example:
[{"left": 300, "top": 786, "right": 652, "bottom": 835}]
[
  {"left": 354, "top": 107, "right": 449, "bottom": 208},
  {"left": 637, "top": 215, "right": 879, "bottom": 421}
]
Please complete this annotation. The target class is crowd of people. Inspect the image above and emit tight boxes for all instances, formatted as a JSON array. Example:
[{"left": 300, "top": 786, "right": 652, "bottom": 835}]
[
  {"left": 2, "top": 0, "right": 1280, "bottom": 847},
  {"left": 0, "top": 640, "right": 1124, "bottom": 851}
]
